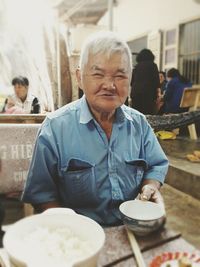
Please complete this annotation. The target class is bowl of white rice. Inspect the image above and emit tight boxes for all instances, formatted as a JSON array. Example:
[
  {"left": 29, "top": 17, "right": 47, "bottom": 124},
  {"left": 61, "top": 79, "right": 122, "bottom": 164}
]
[{"left": 3, "top": 212, "right": 105, "bottom": 267}]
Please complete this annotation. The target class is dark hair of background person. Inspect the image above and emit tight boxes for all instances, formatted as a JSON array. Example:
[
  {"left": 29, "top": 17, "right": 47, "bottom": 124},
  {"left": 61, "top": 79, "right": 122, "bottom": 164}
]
[
  {"left": 136, "top": 49, "right": 155, "bottom": 63},
  {"left": 167, "top": 68, "right": 189, "bottom": 84},
  {"left": 159, "top": 71, "right": 166, "bottom": 79},
  {"left": 12, "top": 76, "right": 29, "bottom": 87}
]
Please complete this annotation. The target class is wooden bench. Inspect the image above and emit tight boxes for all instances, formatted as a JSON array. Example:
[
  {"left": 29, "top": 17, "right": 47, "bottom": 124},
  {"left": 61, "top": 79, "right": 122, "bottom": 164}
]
[
  {"left": 0, "top": 123, "right": 41, "bottom": 216},
  {"left": 180, "top": 85, "right": 200, "bottom": 139},
  {"left": 0, "top": 114, "right": 46, "bottom": 124}
]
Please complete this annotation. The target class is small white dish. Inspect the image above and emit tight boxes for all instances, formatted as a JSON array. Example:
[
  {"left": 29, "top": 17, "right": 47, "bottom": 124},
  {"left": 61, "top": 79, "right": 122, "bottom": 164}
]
[{"left": 119, "top": 199, "right": 166, "bottom": 236}]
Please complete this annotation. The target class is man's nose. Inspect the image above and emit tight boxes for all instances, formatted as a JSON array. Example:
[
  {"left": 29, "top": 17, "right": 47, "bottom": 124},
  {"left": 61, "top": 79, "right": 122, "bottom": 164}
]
[{"left": 102, "top": 76, "right": 116, "bottom": 89}]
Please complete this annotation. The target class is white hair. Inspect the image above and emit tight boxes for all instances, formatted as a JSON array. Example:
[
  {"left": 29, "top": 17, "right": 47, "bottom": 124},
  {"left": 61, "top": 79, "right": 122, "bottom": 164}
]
[{"left": 79, "top": 31, "right": 132, "bottom": 76}]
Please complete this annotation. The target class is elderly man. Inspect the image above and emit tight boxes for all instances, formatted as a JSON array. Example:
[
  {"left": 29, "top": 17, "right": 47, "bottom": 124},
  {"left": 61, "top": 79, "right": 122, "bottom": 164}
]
[{"left": 22, "top": 32, "right": 168, "bottom": 226}]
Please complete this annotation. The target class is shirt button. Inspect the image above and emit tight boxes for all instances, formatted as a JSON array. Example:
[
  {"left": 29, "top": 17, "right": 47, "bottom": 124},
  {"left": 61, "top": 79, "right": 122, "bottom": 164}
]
[{"left": 112, "top": 192, "right": 118, "bottom": 198}]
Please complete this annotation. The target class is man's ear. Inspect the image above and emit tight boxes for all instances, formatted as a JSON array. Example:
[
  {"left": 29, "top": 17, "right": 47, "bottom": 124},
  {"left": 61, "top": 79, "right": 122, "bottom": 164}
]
[{"left": 76, "top": 68, "right": 82, "bottom": 89}]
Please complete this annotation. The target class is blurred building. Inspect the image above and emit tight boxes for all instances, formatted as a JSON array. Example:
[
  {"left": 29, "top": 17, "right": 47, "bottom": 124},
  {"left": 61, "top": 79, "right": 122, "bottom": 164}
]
[
  {"left": 97, "top": 0, "right": 200, "bottom": 85},
  {"left": 0, "top": 0, "right": 199, "bottom": 109}
]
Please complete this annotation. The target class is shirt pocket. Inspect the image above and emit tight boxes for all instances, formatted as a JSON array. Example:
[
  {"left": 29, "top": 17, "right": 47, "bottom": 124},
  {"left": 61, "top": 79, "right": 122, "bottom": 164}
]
[
  {"left": 123, "top": 159, "right": 147, "bottom": 200},
  {"left": 60, "top": 158, "right": 97, "bottom": 208}
]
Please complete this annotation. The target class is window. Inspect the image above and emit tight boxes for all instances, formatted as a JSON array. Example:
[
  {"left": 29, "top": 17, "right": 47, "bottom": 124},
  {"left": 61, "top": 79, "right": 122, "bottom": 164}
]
[
  {"left": 163, "top": 28, "right": 178, "bottom": 70},
  {"left": 165, "top": 48, "right": 176, "bottom": 64},
  {"left": 179, "top": 19, "right": 200, "bottom": 85},
  {"left": 166, "top": 29, "right": 176, "bottom": 46},
  {"left": 127, "top": 36, "right": 147, "bottom": 67},
  {"left": 147, "top": 31, "right": 162, "bottom": 68}
]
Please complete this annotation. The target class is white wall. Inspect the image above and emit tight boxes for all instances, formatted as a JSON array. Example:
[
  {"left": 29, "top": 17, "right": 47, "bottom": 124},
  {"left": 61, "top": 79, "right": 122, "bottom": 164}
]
[
  {"left": 69, "top": 24, "right": 106, "bottom": 53},
  {"left": 98, "top": 0, "right": 200, "bottom": 41}
]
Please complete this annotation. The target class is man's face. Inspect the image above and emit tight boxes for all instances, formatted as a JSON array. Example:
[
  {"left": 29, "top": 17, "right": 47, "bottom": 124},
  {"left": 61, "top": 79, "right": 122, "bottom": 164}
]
[
  {"left": 77, "top": 52, "right": 130, "bottom": 114},
  {"left": 14, "top": 84, "right": 28, "bottom": 100}
]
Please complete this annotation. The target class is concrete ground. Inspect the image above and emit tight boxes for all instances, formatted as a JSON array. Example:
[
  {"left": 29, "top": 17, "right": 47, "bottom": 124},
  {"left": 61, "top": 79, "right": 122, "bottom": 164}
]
[
  {"left": 161, "top": 184, "right": 200, "bottom": 249},
  {"left": 159, "top": 136, "right": 200, "bottom": 249},
  {"left": 159, "top": 137, "right": 200, "bottom": 198}
]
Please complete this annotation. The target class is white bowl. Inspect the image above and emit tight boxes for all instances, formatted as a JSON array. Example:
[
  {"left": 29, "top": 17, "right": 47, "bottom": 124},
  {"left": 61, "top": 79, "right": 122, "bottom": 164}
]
[
  {"left": 42, "top": 207, "right": 76, "bottom": 215},
  {"left": 3, "top": 213, "right": 105, "bottom": 267},
  {"left": 119, "top": 199, "right": 166, "bottom": 236}
]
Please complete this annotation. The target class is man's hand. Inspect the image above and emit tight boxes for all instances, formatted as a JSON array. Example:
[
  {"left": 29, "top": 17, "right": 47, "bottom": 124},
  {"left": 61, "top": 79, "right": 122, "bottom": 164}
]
[{"left": 139, "top": 179, "right": 165, "bottom": 210}]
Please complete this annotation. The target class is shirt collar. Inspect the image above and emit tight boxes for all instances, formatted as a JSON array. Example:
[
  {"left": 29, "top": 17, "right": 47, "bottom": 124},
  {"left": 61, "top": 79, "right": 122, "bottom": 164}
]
[
  {"left": 79, "top": 95, "right": 93, "bottom": 124},
  {"left": 116, "top": 105, "right": 133, "bottom": 125},
  {"left": 79, "top": 95, "right": 133, "bottom": 124},
  {"left": 13, "top": 93, "right": 32, "bottom": 103}
]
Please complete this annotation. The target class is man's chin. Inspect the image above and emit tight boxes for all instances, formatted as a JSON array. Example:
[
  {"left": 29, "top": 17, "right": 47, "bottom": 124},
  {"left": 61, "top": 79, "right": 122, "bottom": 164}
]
[{"left": 98, "top": 104, "right": 120, "bottom": 113}]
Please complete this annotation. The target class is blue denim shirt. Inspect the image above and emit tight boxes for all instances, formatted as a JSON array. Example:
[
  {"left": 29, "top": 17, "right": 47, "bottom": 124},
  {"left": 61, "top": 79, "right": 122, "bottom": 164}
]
[{"left": 22, "top": 96, "right": 168, "bottom": 225}]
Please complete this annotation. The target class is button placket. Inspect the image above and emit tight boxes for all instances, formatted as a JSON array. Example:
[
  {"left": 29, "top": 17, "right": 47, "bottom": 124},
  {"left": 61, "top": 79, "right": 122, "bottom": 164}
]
[{"left": 108, "top": 133, "right": 121, "bottom": 200}]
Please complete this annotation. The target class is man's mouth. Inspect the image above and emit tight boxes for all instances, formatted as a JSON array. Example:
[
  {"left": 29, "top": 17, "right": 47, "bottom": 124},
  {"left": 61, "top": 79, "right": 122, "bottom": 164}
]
[{"left": 100, "top": 93, "right": 116, "bottom": 97}]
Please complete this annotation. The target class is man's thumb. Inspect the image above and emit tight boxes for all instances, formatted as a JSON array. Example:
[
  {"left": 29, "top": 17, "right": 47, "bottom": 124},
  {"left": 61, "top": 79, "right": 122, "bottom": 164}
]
[{"left": 140, "top": 185, "right": 152, "bottom": 201}]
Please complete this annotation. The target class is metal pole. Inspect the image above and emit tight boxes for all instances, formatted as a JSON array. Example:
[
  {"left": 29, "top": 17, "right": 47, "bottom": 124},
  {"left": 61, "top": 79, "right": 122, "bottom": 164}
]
[{"left": 108, "top": 0, "right": 113, "bottom": 31}]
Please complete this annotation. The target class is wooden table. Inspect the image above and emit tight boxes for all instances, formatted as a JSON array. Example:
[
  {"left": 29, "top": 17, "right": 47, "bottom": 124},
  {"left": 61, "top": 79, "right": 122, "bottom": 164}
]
[
  {"left": 180, "top": 86, "right": 200, "bottom": 139},
  {"left": 0, "top": 225, "right": 199, "bottom": 267},
  {"left": 0, "top": 114, "right": 46, "bottom": 124},
  {"left": 98, "top": 226, "right": 199, "bottom": 267}
]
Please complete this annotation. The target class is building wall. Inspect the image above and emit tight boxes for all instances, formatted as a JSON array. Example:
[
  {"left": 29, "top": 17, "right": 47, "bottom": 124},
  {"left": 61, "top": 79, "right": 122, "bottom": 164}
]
[
  {"left": 98, "top": 0, "right": 200, "bottom": 41},
  {"left": 69, "top": 24, "right": 106, "bottom": 53}
]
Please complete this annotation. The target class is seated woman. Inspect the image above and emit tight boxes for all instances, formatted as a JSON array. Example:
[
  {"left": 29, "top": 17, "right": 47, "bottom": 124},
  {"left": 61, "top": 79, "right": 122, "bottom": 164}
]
[
  {"left": 163, "top": 68, "right": 192, "bottom": 114},
  {"left": 2, "top": 76, "right": 40, "bottom": 114},
  {"left": 3, "top": 95, "right": 26, "bottom": 114}
]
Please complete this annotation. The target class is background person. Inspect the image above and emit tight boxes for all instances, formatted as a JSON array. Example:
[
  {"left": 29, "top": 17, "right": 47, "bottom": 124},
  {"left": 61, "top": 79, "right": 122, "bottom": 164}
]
[
  {"left": 163, "top": 68, "right": 192, "bottom": 114},
  {"left": 22, "top": 31, "right": 168, "bottom": 226},
  {"left": 130, "top": 49, "right": 160, "bottom": 115},
  {"left": 2, "top": 76, "right": 40, "bottom": 114},
  {"left": 159, "top": 71, "right": 167, "bottom": 95},
  {"left": 157, "top": 71, "right": 168, "bottom": 114},
  {"left": 3, "top": 95, "right": 26, "bottom": 114}
]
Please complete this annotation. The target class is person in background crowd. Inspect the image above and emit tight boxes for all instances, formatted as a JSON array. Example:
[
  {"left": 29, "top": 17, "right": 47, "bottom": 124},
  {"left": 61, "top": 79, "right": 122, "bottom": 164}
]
[
  {"left": 163, "top": 68, "right": 192, "bottom": 114},
  {"left": 3, "top": 95, "right": 26, "bottom": 114},
  {"left": 159, "top": 71, "right": 167, "bottom": 95},
  {"left": 130, "top": 49, "right": 160, "bottom": 115},
  {"left": 2, "top": 76, "right": 40, "bottom": 114},
  {"left": 156, "top": 71, "right": 168, "bottom": 114},
  {"left": 22, "top": 31, "right": 168, "bottom": 226}
]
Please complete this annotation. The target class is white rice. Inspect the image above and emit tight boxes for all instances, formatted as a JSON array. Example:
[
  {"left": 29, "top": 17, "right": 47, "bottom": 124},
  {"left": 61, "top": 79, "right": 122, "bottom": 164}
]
[{"left": 22, "top": 226, "right": 92, "bottom": 266}]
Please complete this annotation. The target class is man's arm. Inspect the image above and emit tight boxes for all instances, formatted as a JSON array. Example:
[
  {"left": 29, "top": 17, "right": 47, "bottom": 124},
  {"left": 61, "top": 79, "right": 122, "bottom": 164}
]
[
  {"left": 138, "top": 117, "right": 169, "bottom": 208},
  {"left": 22, "top": 119, "right": 60, "bottom": 207}
]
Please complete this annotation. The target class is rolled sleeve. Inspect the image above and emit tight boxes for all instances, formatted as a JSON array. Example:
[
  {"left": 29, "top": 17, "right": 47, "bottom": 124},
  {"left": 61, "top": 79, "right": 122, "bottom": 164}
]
[{"left": 22, "top": 120, "right": 59, "bottom": 204}]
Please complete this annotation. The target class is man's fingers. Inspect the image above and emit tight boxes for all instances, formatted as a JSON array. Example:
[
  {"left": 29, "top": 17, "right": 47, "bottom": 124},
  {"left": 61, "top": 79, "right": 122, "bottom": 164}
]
[
  {"left": 139, "top": 184, "right": 166, "bottom": 214},
  {"left": 140, "top": 185, "right": 153, "bottom": 201}
]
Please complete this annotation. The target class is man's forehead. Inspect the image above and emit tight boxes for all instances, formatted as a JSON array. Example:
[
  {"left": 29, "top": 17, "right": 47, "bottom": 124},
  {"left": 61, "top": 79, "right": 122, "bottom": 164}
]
[
  {"left": 87, "top": 55, "right": 129, "bottom": 69},
  {"left": 89, "top": 64, "right": 127, "bottom": 73}
]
